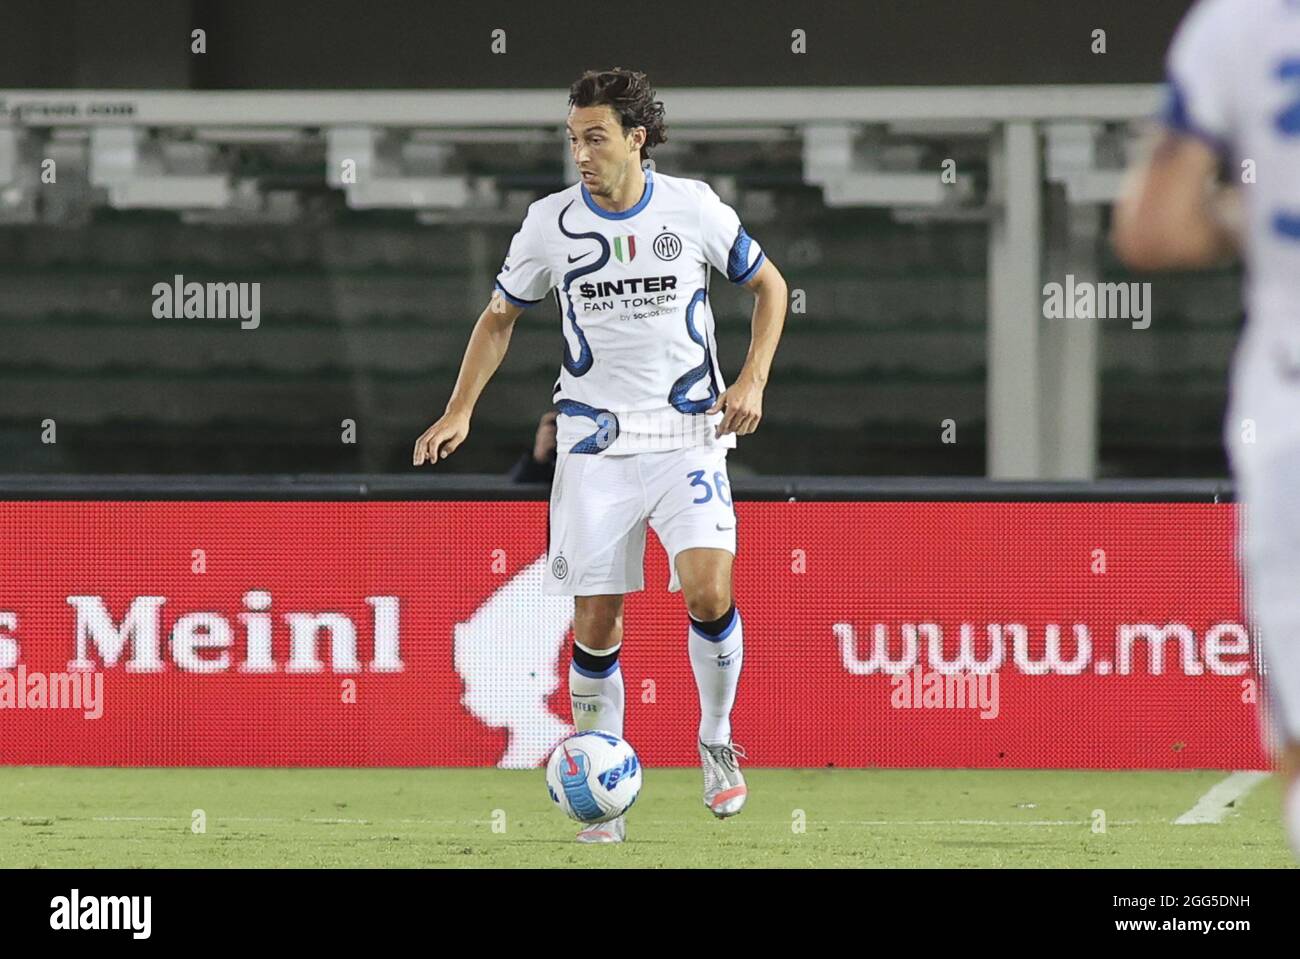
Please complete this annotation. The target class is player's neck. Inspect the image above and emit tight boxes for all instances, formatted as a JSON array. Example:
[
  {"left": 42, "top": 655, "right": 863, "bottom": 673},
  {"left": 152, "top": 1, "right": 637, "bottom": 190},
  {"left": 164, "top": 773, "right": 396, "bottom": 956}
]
[{"left": 589, "top": 163, "right": 647, "bottom": 214}]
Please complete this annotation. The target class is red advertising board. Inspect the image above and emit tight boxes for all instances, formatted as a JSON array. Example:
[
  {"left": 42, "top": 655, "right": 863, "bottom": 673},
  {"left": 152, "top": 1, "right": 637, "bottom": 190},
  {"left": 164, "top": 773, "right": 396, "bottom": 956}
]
[{"left": 0, "top": 501, "right": 1270, "bottom": 769}]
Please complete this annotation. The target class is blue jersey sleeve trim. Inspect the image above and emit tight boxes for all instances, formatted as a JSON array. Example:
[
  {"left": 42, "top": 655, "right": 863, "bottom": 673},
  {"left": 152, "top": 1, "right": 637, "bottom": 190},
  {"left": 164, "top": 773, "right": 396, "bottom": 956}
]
[
  {"left": 1160, "top": 78, "right": 1229, "bottom": 156},
  {"left": 731, "top": 249, "right": 766, "bottom": 286},
  {"left": 494, "top": 280, "right": 543, "bottom": 307}
]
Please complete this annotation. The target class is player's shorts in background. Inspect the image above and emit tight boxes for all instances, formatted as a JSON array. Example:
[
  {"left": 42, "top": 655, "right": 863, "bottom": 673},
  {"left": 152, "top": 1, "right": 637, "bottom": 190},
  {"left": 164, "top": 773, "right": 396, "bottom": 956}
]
[
  {"left": 1225, "top": 334, "right": 1300, "bottom": 745},
  {"left": 1231, "top": 444, "right": 1300, "bottom": 746},
  {"left": 543, "top": 445, "right": 737, "bottom": 596}
]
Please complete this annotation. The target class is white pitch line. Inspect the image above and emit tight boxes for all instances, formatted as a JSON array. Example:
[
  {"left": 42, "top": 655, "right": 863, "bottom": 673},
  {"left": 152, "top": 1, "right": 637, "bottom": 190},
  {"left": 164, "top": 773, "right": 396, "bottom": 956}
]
[
  {"left": 835, "top": 819, "right": 1140, "bottom": 827},
  {"left": 1174, "top": 771, "right": 1270, "bottom": 825}
]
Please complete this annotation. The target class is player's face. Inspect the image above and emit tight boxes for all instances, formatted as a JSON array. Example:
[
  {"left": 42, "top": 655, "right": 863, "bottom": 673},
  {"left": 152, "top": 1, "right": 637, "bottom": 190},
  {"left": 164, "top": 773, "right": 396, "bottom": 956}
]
[{"left": 566, "top": 105, "right": 642, "bottom": 197}]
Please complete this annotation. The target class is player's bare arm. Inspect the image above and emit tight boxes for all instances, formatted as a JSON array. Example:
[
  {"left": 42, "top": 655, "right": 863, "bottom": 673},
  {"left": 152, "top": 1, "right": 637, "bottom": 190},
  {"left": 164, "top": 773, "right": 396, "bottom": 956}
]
[
  {"left": 708, "top": 257, "right": 788, "bottom": 438},
  {"left": 412, "top": 291, "right": 524, "bottom": 465},
  {"left": 1112, "top": 130, "right": 1241, "bottom": 270}
]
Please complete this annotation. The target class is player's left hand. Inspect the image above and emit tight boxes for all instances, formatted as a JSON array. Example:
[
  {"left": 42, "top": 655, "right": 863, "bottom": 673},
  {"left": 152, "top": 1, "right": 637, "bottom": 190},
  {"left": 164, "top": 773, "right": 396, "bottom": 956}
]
[{"left": 707, "top": 376, "right": 764, "bottom": 437}]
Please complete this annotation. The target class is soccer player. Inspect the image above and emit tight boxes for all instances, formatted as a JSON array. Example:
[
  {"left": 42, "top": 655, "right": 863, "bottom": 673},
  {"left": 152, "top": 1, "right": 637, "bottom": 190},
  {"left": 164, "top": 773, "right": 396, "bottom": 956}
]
[
  {"left": 413, "top": 67, "right": 788, "bottom": 843},
  {"left": 1113, "top": 0, "right": 1300, "bottom": 857}
]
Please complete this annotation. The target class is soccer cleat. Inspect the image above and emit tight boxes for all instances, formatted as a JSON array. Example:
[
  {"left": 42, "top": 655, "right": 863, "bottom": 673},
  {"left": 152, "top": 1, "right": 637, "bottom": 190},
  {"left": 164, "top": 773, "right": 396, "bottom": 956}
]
[
  {"left": 575, "top": 815, "right": 626, "bottom": 844},
  {"left": 699, "top": 740, "right": 748, "bottom": 818}
]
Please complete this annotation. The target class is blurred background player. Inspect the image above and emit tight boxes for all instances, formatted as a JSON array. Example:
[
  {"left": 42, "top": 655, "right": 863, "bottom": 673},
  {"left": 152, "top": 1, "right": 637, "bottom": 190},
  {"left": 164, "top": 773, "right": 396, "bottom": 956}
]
[
  {"left": 413, "top": 67, "right": 788, "bottom": 843},
  {"left": 508, "top": 410, "right": 558, "bottom": 484},
  {"left": 1114, "top": 0, "right": 1300, "bottom": 857}
]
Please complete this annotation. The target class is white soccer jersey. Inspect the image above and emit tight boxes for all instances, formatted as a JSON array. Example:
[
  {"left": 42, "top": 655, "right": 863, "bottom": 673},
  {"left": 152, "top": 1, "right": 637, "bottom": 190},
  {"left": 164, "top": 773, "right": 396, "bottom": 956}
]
[
  {"left": 1167, "top": 0, "right": 1300, "bottom": 746},
  {"left": 493, "top": 169, "right": 765, "bottom": 455},
  {"left": 1164, "top": 0, "right": 1300, "bottom": 454}
]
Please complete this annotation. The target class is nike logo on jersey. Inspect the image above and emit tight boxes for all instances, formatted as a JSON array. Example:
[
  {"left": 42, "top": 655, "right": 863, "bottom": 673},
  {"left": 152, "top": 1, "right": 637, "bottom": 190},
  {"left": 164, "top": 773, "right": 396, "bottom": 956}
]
[
  {"left": 567, "top": 251, "right": 594, "bottom": 263},
  {"left": 715, "top": 523, "right": 734, "bottom": 532}
]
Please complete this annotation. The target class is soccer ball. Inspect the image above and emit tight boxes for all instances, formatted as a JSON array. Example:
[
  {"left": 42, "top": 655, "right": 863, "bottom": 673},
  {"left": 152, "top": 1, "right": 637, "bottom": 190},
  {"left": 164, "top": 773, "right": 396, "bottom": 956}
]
[{"left": 545, "top": 730, "right": 642, "bottom": 824}]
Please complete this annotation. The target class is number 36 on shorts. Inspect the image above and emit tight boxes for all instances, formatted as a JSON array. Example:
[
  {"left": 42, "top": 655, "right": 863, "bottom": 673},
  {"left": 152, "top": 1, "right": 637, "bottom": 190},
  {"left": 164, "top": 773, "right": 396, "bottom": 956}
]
[{"left": 686, "top": 469, "right": 732, "bottom": 506}]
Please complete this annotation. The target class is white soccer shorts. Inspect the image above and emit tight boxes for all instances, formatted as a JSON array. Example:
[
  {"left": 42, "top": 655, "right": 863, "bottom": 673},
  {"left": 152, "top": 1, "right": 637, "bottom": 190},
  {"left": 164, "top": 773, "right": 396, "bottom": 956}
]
[{"left": 543, "top": 445, "right": 737, "bottom": 596}]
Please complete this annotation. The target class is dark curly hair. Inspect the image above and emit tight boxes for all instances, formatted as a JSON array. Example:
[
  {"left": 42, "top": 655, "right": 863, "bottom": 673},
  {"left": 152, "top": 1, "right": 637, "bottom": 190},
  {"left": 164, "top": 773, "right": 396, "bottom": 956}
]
[{"left": 567, "top": 67, "right": 668, "bottom": 159}]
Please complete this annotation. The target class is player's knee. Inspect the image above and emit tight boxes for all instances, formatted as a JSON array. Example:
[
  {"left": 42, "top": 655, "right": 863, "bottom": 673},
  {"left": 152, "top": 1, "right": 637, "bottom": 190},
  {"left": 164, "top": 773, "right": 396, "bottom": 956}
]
[
  {"left": 573, "top": 597, "right": 623, "bottom": 648},
  {"left": 684, "top": 587, "right": 732, "bottom": 623},
  {"left": 574, "top": 617, "right": 621, "bottom": 649}
]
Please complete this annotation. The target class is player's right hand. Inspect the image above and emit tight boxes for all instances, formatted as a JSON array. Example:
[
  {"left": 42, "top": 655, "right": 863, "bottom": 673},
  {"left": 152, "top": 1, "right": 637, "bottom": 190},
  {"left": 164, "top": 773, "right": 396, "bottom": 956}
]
[{"left": 413, "top": 408, "right": 471, "bottom": 465}]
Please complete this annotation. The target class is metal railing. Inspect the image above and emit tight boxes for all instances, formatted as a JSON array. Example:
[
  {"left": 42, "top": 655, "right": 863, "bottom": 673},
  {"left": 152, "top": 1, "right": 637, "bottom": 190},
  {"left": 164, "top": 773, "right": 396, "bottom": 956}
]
[{"left": 0, "top": 474, "right": 1234, "bottom": 502}]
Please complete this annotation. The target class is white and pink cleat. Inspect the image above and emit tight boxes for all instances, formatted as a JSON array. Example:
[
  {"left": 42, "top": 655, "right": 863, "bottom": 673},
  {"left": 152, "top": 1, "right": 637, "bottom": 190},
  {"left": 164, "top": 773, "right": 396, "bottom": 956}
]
[
  {"left": 699, "top": 741, "right": 748, "bottom": 818},
  {"left": 576, "top": 815, "right": 627, "bottom": 844}
]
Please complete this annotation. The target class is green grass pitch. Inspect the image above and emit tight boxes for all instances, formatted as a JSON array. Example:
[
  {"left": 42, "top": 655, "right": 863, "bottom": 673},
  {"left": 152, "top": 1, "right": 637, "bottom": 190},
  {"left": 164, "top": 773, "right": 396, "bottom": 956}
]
[{"left": 0, "top": 767, "right": 1292, "bottom": 868}]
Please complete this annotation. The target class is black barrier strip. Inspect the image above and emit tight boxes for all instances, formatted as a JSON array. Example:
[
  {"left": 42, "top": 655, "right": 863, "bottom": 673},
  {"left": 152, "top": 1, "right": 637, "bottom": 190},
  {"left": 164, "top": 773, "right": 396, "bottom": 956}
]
[{"left": 0, "top": 474, "right": 1236, "bottom": 502}]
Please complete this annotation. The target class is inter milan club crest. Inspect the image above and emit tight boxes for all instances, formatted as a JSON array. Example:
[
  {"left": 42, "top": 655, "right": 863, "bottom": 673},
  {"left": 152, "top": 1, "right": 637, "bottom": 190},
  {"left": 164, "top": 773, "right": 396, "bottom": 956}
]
[
  {"left": 653, "top": 231, "right": 682, "bottom": 261},
  {"left": 612, "top": 235, "right": 637, "bottom": 263}
]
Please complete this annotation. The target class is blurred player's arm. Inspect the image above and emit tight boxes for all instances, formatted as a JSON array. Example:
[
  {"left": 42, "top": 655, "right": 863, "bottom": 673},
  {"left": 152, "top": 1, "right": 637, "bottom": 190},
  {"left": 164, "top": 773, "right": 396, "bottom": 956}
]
[
  {"left": 413, "top": 292, "right": 524, "bottom": 465},
  {"left": 1111, "top": 129, "right": 1241, "bottom": 271},
  {"left": 1113, "top": 0, "right": 1245, "bottom": 271},
  {"left": 709, "top": 257, "right": 788, "bottom": 437}
]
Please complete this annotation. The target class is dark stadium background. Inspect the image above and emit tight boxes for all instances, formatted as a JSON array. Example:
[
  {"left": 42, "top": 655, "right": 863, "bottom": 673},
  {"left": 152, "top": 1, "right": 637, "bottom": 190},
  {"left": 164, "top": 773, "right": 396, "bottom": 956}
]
[{"left": 0, "top": 0, "right": 1223, "bottom": 478}]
